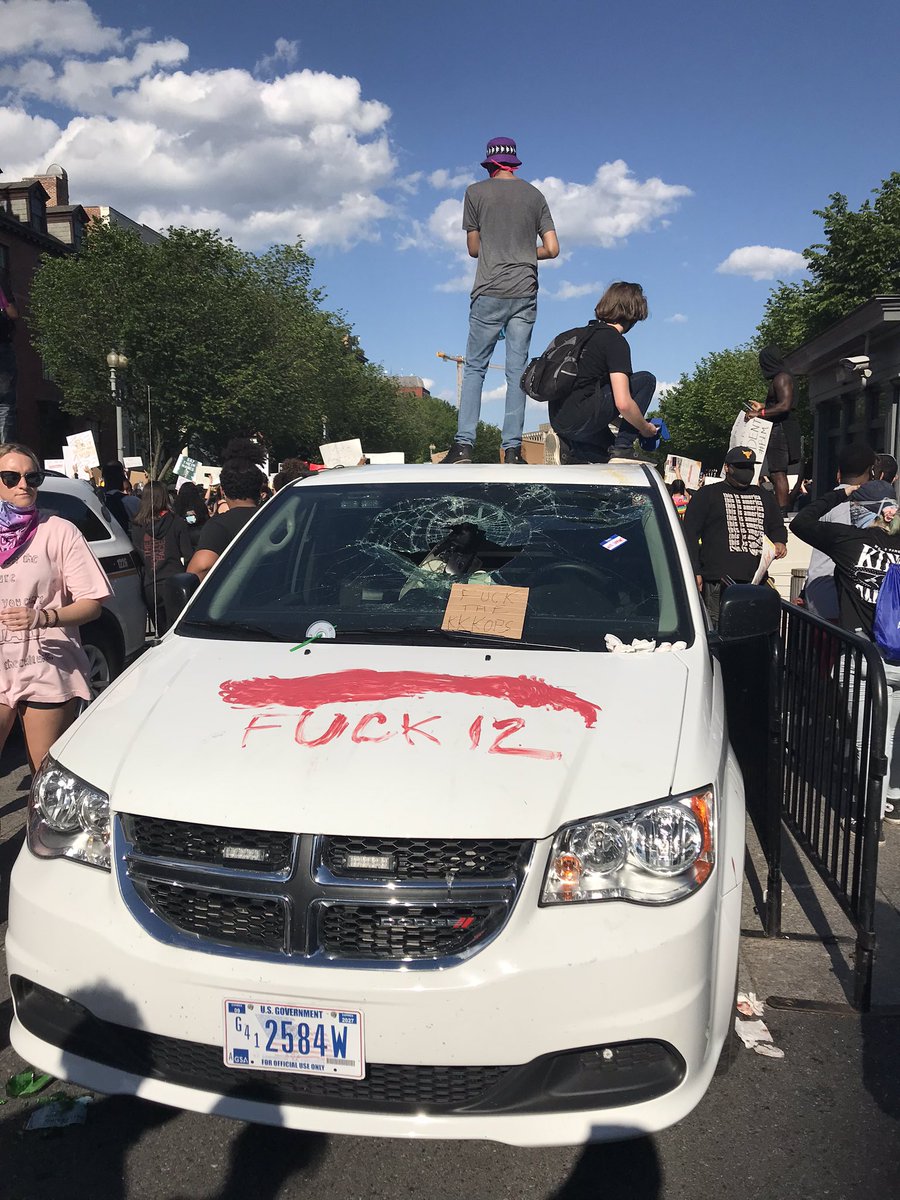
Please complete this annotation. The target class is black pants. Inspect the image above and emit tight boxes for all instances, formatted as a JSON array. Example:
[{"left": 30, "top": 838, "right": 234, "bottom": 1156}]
[{"left": 553, "top": 371, "right": 657, "bottom": 462}]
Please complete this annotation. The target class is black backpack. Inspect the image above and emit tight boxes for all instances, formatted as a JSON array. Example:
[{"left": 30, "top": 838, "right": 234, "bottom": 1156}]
[{"left": 520, "top": 324, "right": 598, "bottom": 404}]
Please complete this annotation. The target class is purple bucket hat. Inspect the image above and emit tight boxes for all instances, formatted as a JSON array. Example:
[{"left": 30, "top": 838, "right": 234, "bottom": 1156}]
[{"left": 481, "top": 136, "right": 521, "bottom": 170}]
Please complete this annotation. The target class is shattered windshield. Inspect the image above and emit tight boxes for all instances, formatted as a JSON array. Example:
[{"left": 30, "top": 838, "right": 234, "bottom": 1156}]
[{"left": 178, "top": 481, "right": 693, "bottom": 651}]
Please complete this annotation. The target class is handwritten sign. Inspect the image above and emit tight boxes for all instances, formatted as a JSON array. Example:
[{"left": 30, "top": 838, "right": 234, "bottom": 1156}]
[
  {"left": 66, "top": 430, "right": 99, "bottom": 471},
  {"left": 664, "top": 454, "right": 702, "bottom": 491},
  {"left": 729, "top": 412, "right": 772, "bottom": 476},
  {"left": 320, "top": 438, "right": 364, "bottom": 468},
  {"left": 441, "top": 583, "right": 529, "bottom": 641}
]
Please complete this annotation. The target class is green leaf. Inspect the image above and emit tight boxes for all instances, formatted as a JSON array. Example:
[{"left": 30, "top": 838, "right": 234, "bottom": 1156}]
[{"left": 6, "top": 1069, "right": 54, "bottom": 1098}]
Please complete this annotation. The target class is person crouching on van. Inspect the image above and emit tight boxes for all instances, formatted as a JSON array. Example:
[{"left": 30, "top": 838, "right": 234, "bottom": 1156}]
[{"left": 545, "top": 282, "right": 660, "bottom": 464}]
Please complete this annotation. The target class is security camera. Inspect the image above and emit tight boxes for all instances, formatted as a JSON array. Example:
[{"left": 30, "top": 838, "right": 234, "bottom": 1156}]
[{"left": 839, "top": 355, "right": 872, "bottom": 376}]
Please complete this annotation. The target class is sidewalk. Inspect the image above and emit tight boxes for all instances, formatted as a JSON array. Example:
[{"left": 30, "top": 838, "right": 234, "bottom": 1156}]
[{"left": 740, "top": 815, "right": 900, "bottom": 1011}]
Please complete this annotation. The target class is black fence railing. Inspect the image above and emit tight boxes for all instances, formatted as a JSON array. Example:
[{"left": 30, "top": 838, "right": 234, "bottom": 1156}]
[
  {"left": 721, "top": 601, "right": 885, "bottom": 1010},
  {"left": 779, "top": 603, "right": 885, "bottom": 1011}
]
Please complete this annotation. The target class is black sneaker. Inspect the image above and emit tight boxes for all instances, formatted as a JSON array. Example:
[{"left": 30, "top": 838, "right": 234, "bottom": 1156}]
[
  {"left": 504, "top": 446, "right": 526, "bottom": 464},
  {"left": 441, "top": 442, "right": 473, "bottom": 464},
  {"left": 884, "top": 797, "right": 900, "bottom": 824}
]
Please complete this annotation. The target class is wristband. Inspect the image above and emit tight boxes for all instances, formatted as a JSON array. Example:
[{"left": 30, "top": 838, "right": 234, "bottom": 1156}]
[{"left": 760, "top": 408, "right": 766, "bottom": 419}]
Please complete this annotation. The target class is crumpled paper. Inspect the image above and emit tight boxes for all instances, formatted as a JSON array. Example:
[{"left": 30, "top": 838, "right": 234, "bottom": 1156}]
[
  {"left": 734, "top": 995, "right": 785, "bottom": 1058},
  {"left": 604, "top": 634, "right": 689, "bottom": 655}
]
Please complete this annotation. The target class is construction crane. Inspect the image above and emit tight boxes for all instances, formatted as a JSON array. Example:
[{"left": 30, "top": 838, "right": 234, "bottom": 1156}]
[{"left": 436, "top": 351, "right": 504, "bottom": 408}]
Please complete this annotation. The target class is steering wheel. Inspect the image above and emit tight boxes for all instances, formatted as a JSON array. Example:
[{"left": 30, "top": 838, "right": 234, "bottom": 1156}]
[{"left": 532, "top": 562, "right": 612, "bottom": 589}]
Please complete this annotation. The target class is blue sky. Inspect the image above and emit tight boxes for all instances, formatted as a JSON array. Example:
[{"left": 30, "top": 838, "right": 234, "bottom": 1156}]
[{"left": 2, "top": 0, "right": 898, "bottom": 432}]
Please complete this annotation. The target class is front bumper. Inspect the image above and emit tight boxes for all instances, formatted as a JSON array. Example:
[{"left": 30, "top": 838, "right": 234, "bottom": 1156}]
[{"left": 7, "top": 844, "right": 741, "bottom": 1146}]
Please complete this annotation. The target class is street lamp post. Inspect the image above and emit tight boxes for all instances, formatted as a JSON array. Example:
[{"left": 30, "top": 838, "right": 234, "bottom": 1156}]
[{"left": 106, "top": 349, "right": 129, "bottom": 462}]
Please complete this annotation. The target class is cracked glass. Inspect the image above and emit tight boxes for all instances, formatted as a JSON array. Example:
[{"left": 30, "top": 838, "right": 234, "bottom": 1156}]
[{"left": 179, "top": 480, "right": 693, "bottom": 651}]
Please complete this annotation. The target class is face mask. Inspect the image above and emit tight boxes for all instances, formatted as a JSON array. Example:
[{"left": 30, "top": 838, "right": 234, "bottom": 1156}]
[
  {"left": 729, "top": 468, "right": 754, "bottom": 487},
  {"left": 186, "top": 513, "right": 196, "bottom": 524}
]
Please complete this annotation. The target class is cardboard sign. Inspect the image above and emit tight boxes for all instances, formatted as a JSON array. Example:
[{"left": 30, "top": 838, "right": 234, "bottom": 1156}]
[
  {"left": 729, "top": 412, "right": 772, "bottom": 471},
  {"left": 320, "top": 438, "right": 364, "bottom": 469},
  {"left": 441, "top": 583, "right": 529, "bottom": 641},
  {"left": 66, "top": 430, "right": 99, "bottom": 471},
  {"left": 664, "top": 454, "right": 702, "bottom": 491}
]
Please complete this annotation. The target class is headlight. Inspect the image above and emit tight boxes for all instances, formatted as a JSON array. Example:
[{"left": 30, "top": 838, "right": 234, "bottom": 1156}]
[
  {"left": 27, "top": 757, "right": 111, "bottom": 871},
  {"left": 541, "top": 787, "right": 714, "bottom": 905}
]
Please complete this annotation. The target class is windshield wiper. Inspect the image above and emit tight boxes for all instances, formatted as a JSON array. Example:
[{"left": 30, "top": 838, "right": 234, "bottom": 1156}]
[
  {"left": 335, "top": 627, "right": 575, "bottom": 652},
  {"left": 178, "top": 618, "right": 282, "bottom": 641}
]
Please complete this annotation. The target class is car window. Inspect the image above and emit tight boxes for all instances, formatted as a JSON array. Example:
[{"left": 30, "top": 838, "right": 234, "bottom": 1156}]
[
  {"left": 180, "top": 482, "right": 692, "bottom": 652},
  {"left": 38, "top": 489, "right": 114, "bottom": 543}
]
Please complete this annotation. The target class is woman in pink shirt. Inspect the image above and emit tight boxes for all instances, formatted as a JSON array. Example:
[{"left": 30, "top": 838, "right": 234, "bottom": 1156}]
[{"left": 0, "top": 443, "right": 111, "bottom": 772}]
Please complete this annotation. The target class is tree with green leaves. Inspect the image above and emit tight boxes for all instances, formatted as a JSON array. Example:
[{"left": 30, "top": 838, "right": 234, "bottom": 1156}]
[
  {"left": 658, "top": 346, "right": 764, "bottom": 469},
  {"left": 30, "top": 222, "right": 501, "bottom": 474},
  {"left": 759, "top": 172, "right": 900, "bottom": 350}
]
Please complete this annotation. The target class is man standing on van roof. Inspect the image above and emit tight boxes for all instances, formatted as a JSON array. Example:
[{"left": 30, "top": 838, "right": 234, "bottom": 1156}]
[
  {"left": 443, "top": 137, "right": 559, "bottom": 466},
  {"left": 682, "top": 446, "right": 787, "bottom": 626}
]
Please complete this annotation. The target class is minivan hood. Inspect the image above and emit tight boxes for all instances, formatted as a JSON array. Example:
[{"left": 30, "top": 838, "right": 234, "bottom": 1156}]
[{"left": 58, "top": 638, "right": 694, "bottom": 840}]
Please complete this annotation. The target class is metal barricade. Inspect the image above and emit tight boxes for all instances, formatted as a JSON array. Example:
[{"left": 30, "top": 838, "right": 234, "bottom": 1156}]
[
  {"left": 778, "top": 603, "right": 886, "bottom": 1010},
  {"left": 721, "top": 630, "right": 783, "bottom": 937}
]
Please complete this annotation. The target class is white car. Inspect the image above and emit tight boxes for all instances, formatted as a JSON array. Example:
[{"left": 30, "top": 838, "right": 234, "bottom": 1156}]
[
  {"left": 37, "top": 475, "right": 146, "bottom": 693},
  {"left": 7, "top": 464, "right": 778, "bottom": 1146}
]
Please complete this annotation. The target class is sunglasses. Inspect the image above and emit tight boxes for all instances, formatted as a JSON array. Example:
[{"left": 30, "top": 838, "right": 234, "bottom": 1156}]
[{"left": 0, "top": 470, "right": 45, "bottom": 488}]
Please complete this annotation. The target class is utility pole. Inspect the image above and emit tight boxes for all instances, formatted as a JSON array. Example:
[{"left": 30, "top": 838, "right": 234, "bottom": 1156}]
[{"left": 436, "top": 351, "right": 504, "bottom": 408}]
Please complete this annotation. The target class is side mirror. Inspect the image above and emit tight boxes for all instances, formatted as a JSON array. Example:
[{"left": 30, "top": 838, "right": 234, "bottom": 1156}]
[
  {"left": 716, "top": 584, "right": 781, "bottom": 642},
  {"left": 164, "top": 572, "right": 200, "bottom": 621}
]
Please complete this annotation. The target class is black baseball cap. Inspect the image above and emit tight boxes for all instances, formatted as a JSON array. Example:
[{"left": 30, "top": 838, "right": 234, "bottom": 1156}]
[{"left": 724, "top": 446, "right": 756, "bottom": 468}]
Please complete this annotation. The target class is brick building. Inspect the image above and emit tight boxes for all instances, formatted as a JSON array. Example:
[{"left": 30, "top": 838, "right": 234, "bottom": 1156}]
[{"left": 0, "top": 164, "right": 87, "bottom": 455}]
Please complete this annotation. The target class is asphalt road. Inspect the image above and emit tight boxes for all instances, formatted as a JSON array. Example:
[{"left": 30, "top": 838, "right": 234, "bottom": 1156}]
[{"left": 2, "top": 731, "right": 899, "bottom": 1200}]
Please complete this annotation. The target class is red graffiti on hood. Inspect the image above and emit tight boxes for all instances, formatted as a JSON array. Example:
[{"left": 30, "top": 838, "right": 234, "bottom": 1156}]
[{"left": 219, "top": 669, "right": 600, "bottom": 729}]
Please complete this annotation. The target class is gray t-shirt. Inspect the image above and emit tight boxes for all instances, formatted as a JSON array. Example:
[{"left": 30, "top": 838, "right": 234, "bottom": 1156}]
[{"left": 462, "top": 178, "right": 555, "bottom": 300}]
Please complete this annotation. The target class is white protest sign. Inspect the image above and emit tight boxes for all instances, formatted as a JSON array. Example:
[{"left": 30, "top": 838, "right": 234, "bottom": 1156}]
[
  {"left": 729, "top": 412, "right": 772, "bottom": 468},
  {"left": 751, "top": 537, "right": 778, "bottom": 586},
  {"left": 664, "top": 454, "right": 702, "bottom": 491},
  {"left": 194, "top": 464, "right": 221, "bottom": 486},
  {"left": 365, "top": 451, "right": 405, "bottom": 465},
  {"left": 320, "top": 438, "right": 364, "bottom": 468},
  {"left": 66, "top": 430, "right": 99, "bottom": 471},
  {"left": 123, "top": 456, "right": 143, "bottom": 469},
  {"left": 43, "top": 459, "right": 67, "bottom": 474},
  {"left": 61, "top": 446, "right": 76, "bottom": 477}
]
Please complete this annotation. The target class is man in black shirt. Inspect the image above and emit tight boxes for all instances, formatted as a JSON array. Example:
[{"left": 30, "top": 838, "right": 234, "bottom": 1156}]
[
  {"left": 546, "top": 282, "right": 659, "bottom": 464},
  {"left": 792, "top": 485, "right": 900, "bottom": 823},
  {"left": 682, "top": 446, "right": 787, "bottom": 625},
  {"left": 187, "top": 448, "right": 264, "bottom": 581}
]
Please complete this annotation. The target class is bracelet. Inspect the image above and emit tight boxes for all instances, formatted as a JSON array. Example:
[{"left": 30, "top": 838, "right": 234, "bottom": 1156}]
[{"left": 760, "top": 408, "right": 767, "bottom": 419}]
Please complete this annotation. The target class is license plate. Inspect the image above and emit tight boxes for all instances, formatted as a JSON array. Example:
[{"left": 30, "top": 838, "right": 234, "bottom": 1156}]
[{"left": 223, "top": 999, "right": 365, "bottom": 1079}]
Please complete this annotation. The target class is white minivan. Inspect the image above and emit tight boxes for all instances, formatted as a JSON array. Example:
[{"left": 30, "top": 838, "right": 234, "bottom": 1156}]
[{"left": 6, "top": 464, "right": 778, "bottom": 1146}]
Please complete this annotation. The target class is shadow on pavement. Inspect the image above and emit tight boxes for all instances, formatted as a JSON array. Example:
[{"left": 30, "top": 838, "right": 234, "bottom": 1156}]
[{"left": 552, "top": 1136, "right": 662, "bottom": 1198}]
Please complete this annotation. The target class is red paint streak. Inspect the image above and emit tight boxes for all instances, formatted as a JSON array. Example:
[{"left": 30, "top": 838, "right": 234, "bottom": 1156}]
[
  {"left": 468, "top": 714, "right": 483, "bottom": 749},
  {"left": 294, "top": 710, "right": 348, "bottom": 747},
  {"left": 220, "top": 669, "right": 599, "bottom": 729},
  {"left": 241, "top": 714, "right": 283, "bottom": 749},
  {"left": 488, "top": 717, "right": 562, "bottom": 761},
  {"left": 400, "top": 713, "right": 441, "bottom": 745},
  {"left": 351, "top": 712, "right": 392, "bottom": 744}
]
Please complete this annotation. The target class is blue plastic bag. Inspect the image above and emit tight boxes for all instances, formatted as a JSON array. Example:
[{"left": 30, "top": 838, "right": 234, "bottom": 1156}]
[
  {"left": 874, "top": 562, "right": 900, "bottom": 663},
  {"left": 638, "top": 418, "right": 671, "bottom": 452}
]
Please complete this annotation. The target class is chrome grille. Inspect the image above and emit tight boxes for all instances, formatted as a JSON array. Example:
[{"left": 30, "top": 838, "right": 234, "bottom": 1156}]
[
  {"left": 117, "top": 817, "right": 532, "bottom": 967},
  {"left": 321, "top": 835, "right": 527, "bottom": 881}
]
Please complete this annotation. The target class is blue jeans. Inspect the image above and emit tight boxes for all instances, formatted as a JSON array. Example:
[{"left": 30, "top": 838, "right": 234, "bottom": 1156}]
[
  {"left": 457, "top": 295, "right": 537, "bottom": 449},
  {"left": 561, "top": 370, "right": 657, "bottom": 461}
]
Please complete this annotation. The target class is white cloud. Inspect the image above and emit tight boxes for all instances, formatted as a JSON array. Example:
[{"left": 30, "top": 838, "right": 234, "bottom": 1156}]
[
  {"left": 0, "top": 0, "right": 121, "bottom": 56},
  {"left": 482, "top": 384, "right": 507, "bottom": 402},
  {"left": 653, "top": 381, "right": 677, "bottom": 403},
  {"left": 0, "top": 5, "right": 396, "bottom": 250},
  {"left": 532, "top": 160, "right": 691, "bottom": 247},
  {"left": 550, "top": 281, "right": 603, "bottom": 302},
  {"left": 665, "top": 312, "right": 688, "bottom": 323},
  {"left": 716, "top": 245, "right": 807, "bottom": 282},
  {"left": 254, "top": 38, "right": 299, "bottom": 78},
  {"left": 428, "top": 168, "right": 472, "bottom": 190},
  {"left": 421, "top": 377, "right": 435, "bottom": 392}
]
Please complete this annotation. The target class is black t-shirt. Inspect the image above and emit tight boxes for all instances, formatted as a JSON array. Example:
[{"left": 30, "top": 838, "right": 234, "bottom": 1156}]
[
  {"left": 792, "top": 489, "right": 900, "bottom": 635},
  {"left": 681, "top": 480, "right": 787, "bottom": 582},
  {"left": 196, "top": 506, "right": 256, "bottom": 556},
  {"left": 549, "top": 322, "right": 632, "bottom": 436}
]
